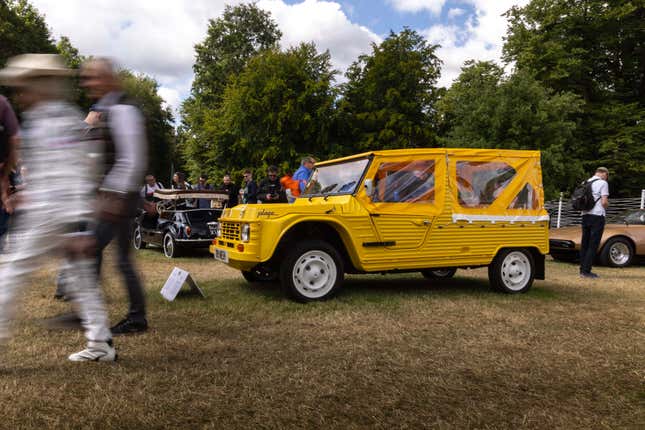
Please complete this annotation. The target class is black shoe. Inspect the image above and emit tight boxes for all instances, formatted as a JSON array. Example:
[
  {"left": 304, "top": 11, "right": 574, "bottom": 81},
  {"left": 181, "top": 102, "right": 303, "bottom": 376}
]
[
  {"left": 42, "top": 312, "right": 84, "bottom": 330},
  {"left": 110, "top": 318, "right": 148, "bottom": 336},
  {"left": 580, "top": 272, "right": 599, "bottom": 279}
]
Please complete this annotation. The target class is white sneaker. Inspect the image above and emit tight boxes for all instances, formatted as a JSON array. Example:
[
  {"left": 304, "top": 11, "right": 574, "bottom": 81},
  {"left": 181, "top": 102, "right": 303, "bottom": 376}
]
[{"left": 68, "top": 341, "right": 117, "bottom": 362}]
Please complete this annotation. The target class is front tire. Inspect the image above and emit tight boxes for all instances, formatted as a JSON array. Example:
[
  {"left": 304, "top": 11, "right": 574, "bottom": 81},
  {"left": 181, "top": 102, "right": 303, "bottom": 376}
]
[
  {"left": 488, "top": 248, "right": 535, "bottom": 293},
  {"left": 163, "top": 232, "right": 178, "bottom": 258},
  {"left": 280, "top": 240, "right": 344, "bottom": 302},
  {"left": 599, "top": 237, "right": 634, "bottom": 267},
  {"left": 421, "top": 268, "right": 457, "bottom": 279},
  {"left": 132, "top": 226, "right": 146, "bottom": 250}
]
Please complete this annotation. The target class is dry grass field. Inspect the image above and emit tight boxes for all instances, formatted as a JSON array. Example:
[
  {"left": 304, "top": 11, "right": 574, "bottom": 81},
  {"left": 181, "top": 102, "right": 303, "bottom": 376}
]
[{"left": 0, "top": 247, "right": 643, "bottom": 429}]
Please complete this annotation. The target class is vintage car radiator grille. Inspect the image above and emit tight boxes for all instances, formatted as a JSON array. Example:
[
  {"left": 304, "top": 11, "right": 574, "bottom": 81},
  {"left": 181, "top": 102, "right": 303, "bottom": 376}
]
[{"left": 221, "top": 222, "right": 241, "bottom": 241}]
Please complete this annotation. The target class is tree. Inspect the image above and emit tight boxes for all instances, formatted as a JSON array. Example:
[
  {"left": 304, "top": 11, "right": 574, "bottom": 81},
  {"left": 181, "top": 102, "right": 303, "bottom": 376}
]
[
  {"left": 120, "top": 70, "right": 176, "bottom": 182},
  {"left": 337, "top": 28, "right": 442, "bottom": 153},
  {"left": 0, "top": 0, "right": 56, "bottom": 67},
  {"left": 179, "top": 2, "right": 282, "bottom": 181},
  {"left": 503, "top": 0, "right": 645, "bottom": 196},
  {"left": 438, "top": 61, "right": 583, "bottom": 198},
  {"left": 186, "top": 43, "right": 337, "bottom": 181}
]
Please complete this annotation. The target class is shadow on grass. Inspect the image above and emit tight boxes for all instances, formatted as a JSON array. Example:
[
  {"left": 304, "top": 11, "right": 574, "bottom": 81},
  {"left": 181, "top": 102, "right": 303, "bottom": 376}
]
[{"left": 234, "top": 275, "right": 561, "bottom": 305}]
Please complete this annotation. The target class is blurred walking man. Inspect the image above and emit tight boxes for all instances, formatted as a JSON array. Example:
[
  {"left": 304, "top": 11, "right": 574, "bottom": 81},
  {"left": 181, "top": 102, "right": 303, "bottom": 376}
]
[
  {"left": 80, "top": 58, "right": 148, "bottom": 334},
  {"left": 0, "top": 54, "right": 115, "bottom": 361}
]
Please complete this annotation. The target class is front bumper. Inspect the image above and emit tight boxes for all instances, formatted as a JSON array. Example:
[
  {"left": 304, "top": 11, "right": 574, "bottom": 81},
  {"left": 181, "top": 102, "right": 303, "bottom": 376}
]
[{"left": 210, "top": 239, "right": 263, "bottom": 270}]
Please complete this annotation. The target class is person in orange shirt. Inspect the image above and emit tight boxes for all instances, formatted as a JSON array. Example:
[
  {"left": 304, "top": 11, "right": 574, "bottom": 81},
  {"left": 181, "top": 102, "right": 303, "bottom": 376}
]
[{"left": 280, "top": 169, "right": 300, "bottom": 203}]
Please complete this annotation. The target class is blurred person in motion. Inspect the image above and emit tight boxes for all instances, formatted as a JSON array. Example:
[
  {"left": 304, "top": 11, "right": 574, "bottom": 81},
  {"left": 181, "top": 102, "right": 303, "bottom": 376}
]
[
  {"left": 0, "top": 93, "right": 20, "bottom": 245},
  {"left": 80, "top": 58, "right": 148, "bottom": 335},
  {"left": 292, "top": 156, "right": 315, "bottom": 193},
  {"left": 0, "top": 54, "right": 115, "bottom": 361}
]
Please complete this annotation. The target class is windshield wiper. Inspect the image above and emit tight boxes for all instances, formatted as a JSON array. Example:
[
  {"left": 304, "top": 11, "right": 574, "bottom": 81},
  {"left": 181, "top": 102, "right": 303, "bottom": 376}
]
[{"left": 319, "top": 183, "right": 338, "bottom": 194}]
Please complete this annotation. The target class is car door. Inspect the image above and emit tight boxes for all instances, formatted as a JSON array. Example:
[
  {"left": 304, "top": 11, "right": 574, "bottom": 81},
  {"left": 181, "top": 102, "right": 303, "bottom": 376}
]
[{"left": 359, "top": 155, "right": 445, "bottom": 256}]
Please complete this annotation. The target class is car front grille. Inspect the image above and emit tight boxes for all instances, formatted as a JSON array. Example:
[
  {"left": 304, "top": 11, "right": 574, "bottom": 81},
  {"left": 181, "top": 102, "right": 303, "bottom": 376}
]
[{"left": 220, "top": 222, "right": 241, "bottom": 241}]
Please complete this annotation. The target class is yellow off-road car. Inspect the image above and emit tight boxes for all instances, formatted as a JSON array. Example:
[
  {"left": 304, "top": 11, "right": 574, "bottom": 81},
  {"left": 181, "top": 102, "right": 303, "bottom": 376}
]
[{"left": 211, "top": 149, "right": 549, "bottom": 302}]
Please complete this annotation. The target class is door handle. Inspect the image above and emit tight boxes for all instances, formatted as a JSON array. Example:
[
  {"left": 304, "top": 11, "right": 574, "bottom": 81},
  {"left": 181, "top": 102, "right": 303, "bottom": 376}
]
[{"left": 412, "top": 219, "right": 432, "bottom": 226}]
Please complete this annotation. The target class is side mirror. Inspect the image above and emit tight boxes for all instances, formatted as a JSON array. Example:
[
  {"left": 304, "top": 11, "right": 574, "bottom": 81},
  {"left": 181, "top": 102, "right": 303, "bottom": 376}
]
[{"left": 364, "top": 179, "right": 373, "bottom": 197}]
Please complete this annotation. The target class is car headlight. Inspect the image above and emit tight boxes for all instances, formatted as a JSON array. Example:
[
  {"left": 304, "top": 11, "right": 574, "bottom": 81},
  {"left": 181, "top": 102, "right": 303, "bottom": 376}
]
[
  {"left": 241, "top": 223, "right": 250, "bottom": 242},
  {"left": 216, "top": 223, "right": 222, "bottom": 237}
]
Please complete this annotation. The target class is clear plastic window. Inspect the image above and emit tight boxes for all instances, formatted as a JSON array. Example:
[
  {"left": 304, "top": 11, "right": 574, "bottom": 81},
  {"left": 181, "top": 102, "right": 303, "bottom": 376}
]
[
  {"left": 303, "top": 158, "right": 369, "bottom": 196},
  {"left": 371, "top": 160, "right": 435, "bottom": 203},
  {"left": 509, "top": 183, "right": 538, "bottom": 210},
  {"left": 456, "top": 161, "right": 516, "bottom": 207}
]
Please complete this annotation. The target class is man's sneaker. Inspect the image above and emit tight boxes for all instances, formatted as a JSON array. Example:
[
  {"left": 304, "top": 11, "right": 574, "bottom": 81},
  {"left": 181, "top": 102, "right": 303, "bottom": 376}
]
[
  {"left": 68, "top": 340, "right": 116, "bottom": 362},
  {"left": 42, "top": 312, "right": 83, "bottom": 330},
  {"left": 580, "top": 272, "right": 599, "bottom": 279},
  {"left": 110, "top": 318, "right": 148, "bottom": 336}
]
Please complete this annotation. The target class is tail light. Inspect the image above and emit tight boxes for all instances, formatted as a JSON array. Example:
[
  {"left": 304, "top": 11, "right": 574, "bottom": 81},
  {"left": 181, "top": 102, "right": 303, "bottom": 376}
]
[{"left": 186, "top": 226, "right": 192, "bottom": 236}]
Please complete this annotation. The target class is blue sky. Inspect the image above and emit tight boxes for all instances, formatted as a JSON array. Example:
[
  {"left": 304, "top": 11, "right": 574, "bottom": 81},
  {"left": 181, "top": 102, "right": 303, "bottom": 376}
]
[{"left": 31, "top": 0, "right": 526, "bottom": 112}]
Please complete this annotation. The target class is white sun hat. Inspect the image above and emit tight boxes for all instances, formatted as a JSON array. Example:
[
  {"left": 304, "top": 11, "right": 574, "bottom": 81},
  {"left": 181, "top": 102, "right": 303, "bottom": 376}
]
[{"left": 0, "top": 54, "right": 74, "bottom": 85}]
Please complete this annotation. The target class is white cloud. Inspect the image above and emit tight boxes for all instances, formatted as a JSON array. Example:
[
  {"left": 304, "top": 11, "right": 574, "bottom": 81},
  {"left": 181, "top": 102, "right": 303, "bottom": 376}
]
[
  {"left": 447, "top": 8, "right": 465, "bottom": 19},
  {"left": 258, "top": 0, "right": 380, "bottom": 77},
  {"left": 30, "top": 0, "right": 379, "bottom": 111},
  {"left": 421, "top": 1, "right": 529, "bottom": 88},
  {"left": 387, "top": 0, "right": 447, "bottom": 15}
]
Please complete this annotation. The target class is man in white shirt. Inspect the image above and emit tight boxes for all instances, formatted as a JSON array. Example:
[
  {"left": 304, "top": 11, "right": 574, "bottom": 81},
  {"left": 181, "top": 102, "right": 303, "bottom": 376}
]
[{"left": 580, "top": 167, "right": 609, "bottom": 278}]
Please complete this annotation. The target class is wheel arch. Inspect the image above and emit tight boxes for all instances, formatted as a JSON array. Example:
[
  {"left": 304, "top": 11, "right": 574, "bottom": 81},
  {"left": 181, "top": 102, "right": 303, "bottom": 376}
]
[
  {"left": 600, "top": 234, "right": 636, "bottom": 254},
  {"left": 272, "top": 220, "right": 358, "bottom": 273}
]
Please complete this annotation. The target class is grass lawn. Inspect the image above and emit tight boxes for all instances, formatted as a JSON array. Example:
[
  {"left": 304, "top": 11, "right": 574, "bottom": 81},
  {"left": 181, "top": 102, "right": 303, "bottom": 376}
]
[{"left": 1, "top": 247, "right": 643, "bottom": 429}]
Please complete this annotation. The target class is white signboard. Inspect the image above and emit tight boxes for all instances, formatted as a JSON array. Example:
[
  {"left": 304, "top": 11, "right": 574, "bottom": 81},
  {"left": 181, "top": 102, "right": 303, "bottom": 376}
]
[{"left": 160, "top": 267, "right": 205, "bottom": 301}]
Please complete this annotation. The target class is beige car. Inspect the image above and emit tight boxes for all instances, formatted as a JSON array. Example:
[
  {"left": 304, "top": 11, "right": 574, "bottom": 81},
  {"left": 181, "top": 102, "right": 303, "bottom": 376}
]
[{"left": 549, "top": 209, "right": 645, "bottom": 267}]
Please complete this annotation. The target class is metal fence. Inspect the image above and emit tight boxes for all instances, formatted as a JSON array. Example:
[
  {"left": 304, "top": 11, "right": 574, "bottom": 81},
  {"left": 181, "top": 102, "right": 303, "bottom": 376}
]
[{"left": 546, "top": 189, "right": 645, "bottom": 228}]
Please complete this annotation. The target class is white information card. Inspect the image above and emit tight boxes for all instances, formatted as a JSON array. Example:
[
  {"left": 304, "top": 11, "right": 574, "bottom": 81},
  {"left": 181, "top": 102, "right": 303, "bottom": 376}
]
[{"left": 160, "top": 267, "right": 206, "bottom": 301}]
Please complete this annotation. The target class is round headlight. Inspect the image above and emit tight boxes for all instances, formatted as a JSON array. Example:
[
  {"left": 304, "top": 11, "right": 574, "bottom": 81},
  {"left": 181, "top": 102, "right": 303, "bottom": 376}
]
[{"left": 241, "top": 223, "right": 250, "bottom": 242}]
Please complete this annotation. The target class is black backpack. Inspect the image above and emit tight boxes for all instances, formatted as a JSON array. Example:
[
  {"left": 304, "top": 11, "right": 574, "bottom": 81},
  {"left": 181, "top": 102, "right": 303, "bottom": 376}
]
[{"left": 570, "top": 178, "right": 599, "bottom": 211}]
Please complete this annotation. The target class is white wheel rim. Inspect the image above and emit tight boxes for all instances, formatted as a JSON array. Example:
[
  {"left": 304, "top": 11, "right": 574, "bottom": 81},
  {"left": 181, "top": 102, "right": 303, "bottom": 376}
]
[
  {"left": 133, "top": 228, "right": 142, "bottom": 248},
  {"left": 292, "top": 250, "right": 337, "bottom": 299},
  {"left": 610, "top": 242, "right": 630, "bottom": 265},
  {"left": 164, "top": 235, "right": 173, "bottom": 257},
  {"left": 500, "top": 251, "right": 531, "bottom": 291}
]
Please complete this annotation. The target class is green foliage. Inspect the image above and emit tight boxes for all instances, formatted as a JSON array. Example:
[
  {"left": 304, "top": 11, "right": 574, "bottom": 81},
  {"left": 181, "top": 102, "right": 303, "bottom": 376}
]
[
  {"left": 190, "top": 43, "right": 337, "bottom": 181},
  {"left": 0, "top": 0, "right": 56, "bottom": 67},
  {"left": 337, "top": 28, "right": 442, "bottom": 153},
  {"left": 438, "top": 61, "right": 583, "bottom": 198},
  {"left": 120, "top": 70, "right": 176, "bottom": 182},
  {"left": 504, "top": 0, "right": 644, "bottom": 196},
  {"left": 179, "top": 2, "right": 282, "bottom": 181}
]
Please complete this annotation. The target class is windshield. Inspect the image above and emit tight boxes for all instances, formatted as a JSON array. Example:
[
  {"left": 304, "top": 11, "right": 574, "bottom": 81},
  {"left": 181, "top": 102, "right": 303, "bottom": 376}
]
[{"left": 302, "top": 158, "right": 370, "bottom": 196}]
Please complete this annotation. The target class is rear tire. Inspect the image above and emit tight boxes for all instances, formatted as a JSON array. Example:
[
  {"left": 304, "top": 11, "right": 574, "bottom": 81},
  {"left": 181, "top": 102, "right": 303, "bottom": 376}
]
[
  {"left": 599, "top": 237, "right": 634, "bottom": 267},
  {"left": 421, "top": 268, "right": 457, "bottom": 279},
  {"left": 280, "top": 240, "right": 344, "bottom": 302},
  {"left": 488, "top": 248, "right": 535, "bottom": 293}
]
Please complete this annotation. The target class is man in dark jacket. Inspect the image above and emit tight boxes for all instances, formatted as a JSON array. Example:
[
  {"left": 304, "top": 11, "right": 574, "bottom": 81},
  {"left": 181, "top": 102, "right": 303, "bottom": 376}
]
[
  {"left": 240, "top": 169, "right": 258, "bottom": 204},
  {"left": 258, "top": 165, "right": 286, "bottom": 203},
  {"left": 220, "top": 173, "right": 239, "bottom": 207}
]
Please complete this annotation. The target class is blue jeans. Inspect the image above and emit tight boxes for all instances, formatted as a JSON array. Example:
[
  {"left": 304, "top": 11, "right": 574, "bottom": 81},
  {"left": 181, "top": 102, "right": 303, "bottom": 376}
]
[{"left": 580, "top": 214, "right": 605, "bottom": 274}]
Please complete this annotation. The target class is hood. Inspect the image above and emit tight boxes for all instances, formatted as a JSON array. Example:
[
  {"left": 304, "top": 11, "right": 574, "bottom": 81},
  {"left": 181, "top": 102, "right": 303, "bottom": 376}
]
[{"left": 223, "top": 196, "right": 356, "bottom": 221}]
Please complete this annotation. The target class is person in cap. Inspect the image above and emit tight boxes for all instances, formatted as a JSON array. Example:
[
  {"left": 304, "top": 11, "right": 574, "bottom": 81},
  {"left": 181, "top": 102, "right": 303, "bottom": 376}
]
[
  {"left": 579, "top": 167, "right": 610, "bottom": 278},
  {"left": 0, "top": 54, "right": 116, "bottom": 362},
  {"left": 292, "top": 156, "right": 315, "bottom": 193}
]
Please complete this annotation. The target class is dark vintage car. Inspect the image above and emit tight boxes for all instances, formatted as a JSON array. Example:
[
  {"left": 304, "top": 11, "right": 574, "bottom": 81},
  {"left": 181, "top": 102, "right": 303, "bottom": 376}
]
[
  {"left": 132, "top": 190, "right": 228, "bottom": 258},
  {"left": 549, "top": 209, "right": 645, "bottom": 267}
]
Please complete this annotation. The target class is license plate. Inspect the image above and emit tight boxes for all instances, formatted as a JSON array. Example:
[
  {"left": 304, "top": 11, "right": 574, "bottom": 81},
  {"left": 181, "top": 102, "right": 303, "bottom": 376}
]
[{"left": 214, "top": 248, "right": 229, "bottom": 263}]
